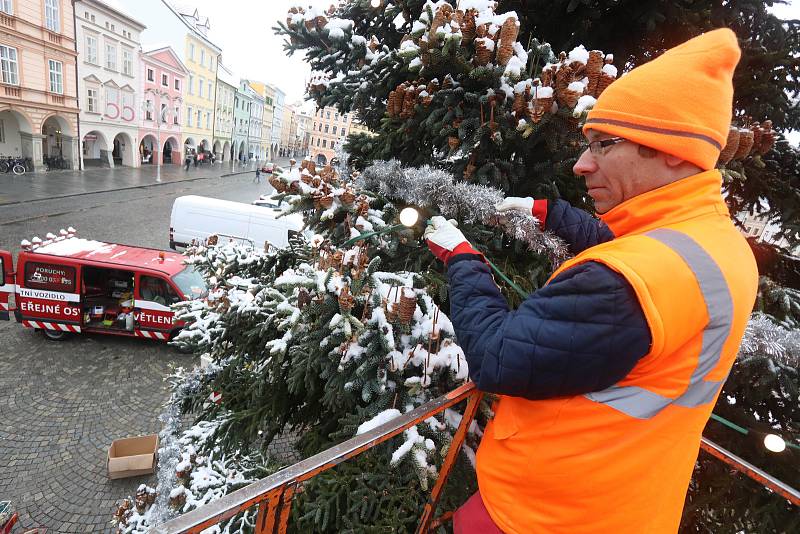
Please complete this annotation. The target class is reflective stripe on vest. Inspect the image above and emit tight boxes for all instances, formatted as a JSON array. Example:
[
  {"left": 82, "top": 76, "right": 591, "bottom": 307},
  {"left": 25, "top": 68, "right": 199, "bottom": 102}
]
[{"left": 585, "top": 228, "right": 734, "bottom": 419}]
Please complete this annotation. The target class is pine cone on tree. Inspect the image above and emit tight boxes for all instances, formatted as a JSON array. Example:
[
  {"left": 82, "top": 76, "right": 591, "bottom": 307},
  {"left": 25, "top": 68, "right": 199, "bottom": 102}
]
[
  {"left": 594, "top": 56, "right": 617, "bottom": 97},
  {"left": 718, "top": 126, "right": 741, "bottom": 165},
  {"left": 297, "top": 288, "right": 312, "bottom": 309},
  {"left": 757, "top": 120, "right": 776, "bottom": 154},
  {"left": 448, "top": 136, "right": 460, "bottom": 151},
  {"left": 474, "top": 37, "right": 493, "bottom": 66},
  {"left": 398, "top": 290, "right": 417, "bottom": 324},
  {"left": 340, "top": 189, "right": 356, "bottom": 204},
  {"left": 496, "top": 17, "right": 518, "bottom": 66},
  {"left": 586, "top": 50, "right": 603, "bottom": 96},
  {"left": 460, "top": 8, "right": 477, "bottom": 44},
  {"left": 595, "top": 72, "right": 615, "bottom": 97},
  {"left": 540, "top": 68, "right": 554, "bottom": 88},
  {"left": 400, "top": 88, "right": 417, "bottom": 119},
  {"left": 315, "top": 15, "right": 327, "bottom": 31},
  {"left": 339, "top": 285, "right": 354, "bottom": 314},
  {"left": 368, "top": 35, "right": 380, "bottom": 52},
  {"left": 733, "top": 128, "right": 755, "bottom": 160},
  {"left": 429, "top": 4, "right": 453, "bottom": 46}
]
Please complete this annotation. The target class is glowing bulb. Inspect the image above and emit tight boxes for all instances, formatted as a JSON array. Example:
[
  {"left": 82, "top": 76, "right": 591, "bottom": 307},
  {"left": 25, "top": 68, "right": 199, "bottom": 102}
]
[
  {"left": 399, "top": 207, "right": 419, "bottom": 227},
  {"left": 371, "top": 0, "right": 381, "bottom": 7},
  {"left": 763, "top": 434, "right": 786, "bottom": 453}
]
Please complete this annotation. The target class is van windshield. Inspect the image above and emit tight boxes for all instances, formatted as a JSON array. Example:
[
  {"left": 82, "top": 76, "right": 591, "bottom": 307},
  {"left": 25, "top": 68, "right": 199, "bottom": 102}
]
[{"left": 172, "top": 265, "right": 208, "bottom": 299}]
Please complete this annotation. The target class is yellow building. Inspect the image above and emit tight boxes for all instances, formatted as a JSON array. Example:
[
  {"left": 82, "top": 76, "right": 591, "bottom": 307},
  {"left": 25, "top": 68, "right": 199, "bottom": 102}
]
[{"left": 182, "top": 30, "right": 220, "bottom": 155}]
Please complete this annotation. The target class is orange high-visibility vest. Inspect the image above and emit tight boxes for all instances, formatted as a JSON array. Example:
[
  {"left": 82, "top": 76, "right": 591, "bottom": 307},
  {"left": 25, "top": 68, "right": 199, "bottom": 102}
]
[{"left": 475, "top": 170, "right": 758, "bottom": 533}]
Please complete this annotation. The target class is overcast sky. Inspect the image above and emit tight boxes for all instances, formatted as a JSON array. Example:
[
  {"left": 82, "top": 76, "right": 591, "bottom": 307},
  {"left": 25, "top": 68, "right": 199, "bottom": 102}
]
[{"left": 185, "top": 0, "right": 334, "bottom": 111}]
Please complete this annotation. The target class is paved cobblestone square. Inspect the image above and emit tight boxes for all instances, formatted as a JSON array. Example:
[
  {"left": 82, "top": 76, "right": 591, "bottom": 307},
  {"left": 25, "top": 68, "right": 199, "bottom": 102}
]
[{"left": 0, "top": 324, "right": 189, "bottom": 532}]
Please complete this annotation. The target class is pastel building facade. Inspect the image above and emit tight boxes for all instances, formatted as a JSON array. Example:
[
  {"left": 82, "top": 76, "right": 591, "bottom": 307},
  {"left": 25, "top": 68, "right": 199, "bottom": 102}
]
[
  {"left": 76, "top": 0, "right": 144, "bottom": 168},
  {"left": 213, "top": 61, "right": 235, "bottom": 161},
  {"left": 138, "top": 46, "right": 187, "bottom": 165},
  {"left": 232, "top": 81, "right": 251, "bottom": 162},
  {"left": 0, "top": 0, "right": 81, "bottom": 170}
]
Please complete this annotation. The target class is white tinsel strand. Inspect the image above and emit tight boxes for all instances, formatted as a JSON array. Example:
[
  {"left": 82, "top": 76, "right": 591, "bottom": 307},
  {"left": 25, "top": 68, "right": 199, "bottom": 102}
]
[{"left": 358, "top": 159, "right": 570, "bottom": 264}]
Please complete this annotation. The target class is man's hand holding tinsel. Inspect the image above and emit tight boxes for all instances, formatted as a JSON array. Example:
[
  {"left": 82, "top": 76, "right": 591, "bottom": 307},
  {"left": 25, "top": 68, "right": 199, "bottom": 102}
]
[{"left": 495, "top": 197, "right": 548, "bottom": 228}]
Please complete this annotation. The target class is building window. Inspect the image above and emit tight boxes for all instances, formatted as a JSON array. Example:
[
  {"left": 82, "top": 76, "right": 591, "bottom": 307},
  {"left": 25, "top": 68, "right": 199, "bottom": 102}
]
[
  {"left": 188, "top": 74, "right": 194, "bottom": 94},
  {"left": 45, "top": 0, "right": 59, "bottom": 32},
  {"left": 160, "top": 103, "right": 168, "bottom": 123},
  {"left": 86, "top": 35, "right": 98, "bottom": 64},
  {"left": 318, "top": 123, "right": 322, "bottom": 131},
  {"left": 209, "top": 57, "right": 213, "bottom": 70},
  {"left": 161, "top": 73, "right": 168, "bottom": 86},
  {"left": 198, "top": 78, "right": 204, "bottom": 98},
  {"left": 122, "top": 49, "right": 133, "bottom": 76},
  {"left": 105, "top": 43, "right": 117, "bottom": 70},
  {"left": 86, "top": 88, "right": 97, "bottom": 112},
  {"left": 324, "top": 125, "right": 329, "bottom": 133},
  {"left": 207, "top": 81, "right": 212, "bottom": 100},
  {"left": 326, "top": 111, "right": 330, "bottom": 119},
  {"left": 146, "top": 68, "right": 154, "bottom": 82},
  {"left": 189, "top": 43, "right": 194, "bottom": 60},
  {"left": 84, "top": 11, "right": 88, "bottom": 19},
  {"left": 91, "top": 14, "right": 94, "bottom": 22},
  {"left": 341, "top": 129, "right": 346, "bottom": 137},
  {"left": 174, "top": 106, "right": 179, "bottom": 125},
  {"left": 332, "top": 126, "right": 337, "bottom": 134},
  {"left": 144, "top": 99, "right": 153, "bottom": 120},
  {"left": 174, "top": 78, "right": 180, "bottom": 91},
  {"left": 0, "top": 45, "right": 19, "bottom": 85},
  {"left": 206, "top": 112, "right": 210, "bottom": 129},
  {"left": 200, "top": 49, "right": 205, "bottom": 65},
  {"left": 187, "top": 106, "right": 193, "bottom": 126},
  {"left": 48, "top": 60, "right": 63, "bottom": 94},
  {"left": 105, "top": 86, "right": 118, "bottom": 109},
  {"left": 196, "top": 109, "right": 201, "bottom": 127}
]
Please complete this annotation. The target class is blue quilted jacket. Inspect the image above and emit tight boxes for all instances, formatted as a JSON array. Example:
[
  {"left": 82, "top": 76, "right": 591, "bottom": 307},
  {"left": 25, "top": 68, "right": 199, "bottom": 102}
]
[{"left": 447, "top": 200, "right": 652, "bottom": 399}]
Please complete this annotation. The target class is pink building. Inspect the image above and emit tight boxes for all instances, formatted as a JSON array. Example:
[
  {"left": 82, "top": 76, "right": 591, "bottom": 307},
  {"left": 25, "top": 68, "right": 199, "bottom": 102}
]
[{"left": 138, "top": 46, "right": 187, "bottom": 165}]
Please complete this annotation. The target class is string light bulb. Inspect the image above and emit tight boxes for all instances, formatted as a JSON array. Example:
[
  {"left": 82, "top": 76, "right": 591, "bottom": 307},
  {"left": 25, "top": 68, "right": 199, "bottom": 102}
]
[
  {"left": 399, "top": 207, "right": 419, "bottom": 227},
  {"left": 370, "top": 0, "right": 381, "bottom": 7},
  {"left": 763, "top": 433, "right": 786, "bottom": 453}
]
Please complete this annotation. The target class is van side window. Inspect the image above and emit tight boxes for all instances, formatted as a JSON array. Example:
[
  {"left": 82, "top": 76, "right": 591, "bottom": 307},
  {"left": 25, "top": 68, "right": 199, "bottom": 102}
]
[
  {"left": 24, "top": 262, "right": 76, "bottom": 292},
  {"left": 140, "top": 276, "right": 181, "bottom": 305},
  {"left": 0, "top": 257, "right": 4, "bottom": 286}
]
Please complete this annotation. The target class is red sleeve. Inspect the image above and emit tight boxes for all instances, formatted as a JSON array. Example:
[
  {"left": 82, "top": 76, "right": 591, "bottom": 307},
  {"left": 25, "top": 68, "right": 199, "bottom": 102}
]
[{"left": 532, "top": 199, "right": 548, "bottom": 229}]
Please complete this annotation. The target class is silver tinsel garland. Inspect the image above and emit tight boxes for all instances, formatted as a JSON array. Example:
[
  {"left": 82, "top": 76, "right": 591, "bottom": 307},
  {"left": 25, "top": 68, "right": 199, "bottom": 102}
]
[{"left": 358, "top": 159, "right": 570, "bottom": 265}]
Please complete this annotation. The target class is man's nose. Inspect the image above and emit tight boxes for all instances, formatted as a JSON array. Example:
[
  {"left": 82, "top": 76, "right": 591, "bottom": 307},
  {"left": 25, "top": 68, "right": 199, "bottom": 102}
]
[{"left": 573, "top": 148, "right": 597, "bottom": 177}]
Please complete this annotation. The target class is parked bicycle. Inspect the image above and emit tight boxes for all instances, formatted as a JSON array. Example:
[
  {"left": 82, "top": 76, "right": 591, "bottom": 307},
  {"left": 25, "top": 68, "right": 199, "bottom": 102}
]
[{"left": 0, "top": 156, "right": 26, "bottom": 175}]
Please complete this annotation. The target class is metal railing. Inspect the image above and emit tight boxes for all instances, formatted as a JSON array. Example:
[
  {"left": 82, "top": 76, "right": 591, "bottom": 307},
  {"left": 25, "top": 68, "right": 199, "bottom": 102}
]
[{"left": 150, "top": 382, "right": 799, "bottom": 534}]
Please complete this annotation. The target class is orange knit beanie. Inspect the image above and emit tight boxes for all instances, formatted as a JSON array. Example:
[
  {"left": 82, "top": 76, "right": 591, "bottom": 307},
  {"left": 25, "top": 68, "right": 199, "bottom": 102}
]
[{"left": 584, "top": 28, "right": 741, "bottom": 170}]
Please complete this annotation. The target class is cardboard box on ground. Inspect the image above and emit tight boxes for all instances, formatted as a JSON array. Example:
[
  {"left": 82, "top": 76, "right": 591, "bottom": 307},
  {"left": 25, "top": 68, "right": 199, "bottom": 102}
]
[{"left": 107, "top": 435, "right": 159, "bottom": 479}]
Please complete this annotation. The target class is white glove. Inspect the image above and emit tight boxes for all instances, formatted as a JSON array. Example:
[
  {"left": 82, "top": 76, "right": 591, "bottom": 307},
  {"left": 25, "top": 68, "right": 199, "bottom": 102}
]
[
  {"left": 424, "top": 216, "right": 477, "bottom": 263},
  {"left": 495, "top": 196, "right": 534, "bottom": 214}
]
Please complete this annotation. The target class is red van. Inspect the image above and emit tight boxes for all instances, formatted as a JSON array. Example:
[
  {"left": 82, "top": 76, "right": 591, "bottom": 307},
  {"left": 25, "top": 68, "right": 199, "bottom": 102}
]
[{"left": 0, "top": 231, "right": 207, "bottom": 342}]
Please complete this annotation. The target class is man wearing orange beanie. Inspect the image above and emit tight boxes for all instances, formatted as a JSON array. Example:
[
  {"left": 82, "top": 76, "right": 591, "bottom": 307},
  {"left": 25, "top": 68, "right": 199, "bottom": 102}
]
[{"left": 425, "top": 29, "right": 759, "bottom": 533}]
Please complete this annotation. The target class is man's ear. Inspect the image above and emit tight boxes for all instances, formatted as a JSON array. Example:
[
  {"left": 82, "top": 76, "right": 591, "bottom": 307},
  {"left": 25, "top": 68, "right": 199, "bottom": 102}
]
[{"left": 664, "top": 153, "right": 685, "bottom": 168}]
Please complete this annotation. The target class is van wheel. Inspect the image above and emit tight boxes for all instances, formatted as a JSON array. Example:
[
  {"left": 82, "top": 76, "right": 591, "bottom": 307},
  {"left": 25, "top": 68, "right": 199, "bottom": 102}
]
[{"left": 42, "top": 328, "right": 69, "bottom": 341}]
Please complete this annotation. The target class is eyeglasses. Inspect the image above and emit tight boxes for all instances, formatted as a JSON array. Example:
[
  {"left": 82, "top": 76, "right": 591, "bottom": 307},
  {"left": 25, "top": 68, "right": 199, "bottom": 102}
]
[{"left": 587, "top": 137, "right": 627, "bottom": 155}]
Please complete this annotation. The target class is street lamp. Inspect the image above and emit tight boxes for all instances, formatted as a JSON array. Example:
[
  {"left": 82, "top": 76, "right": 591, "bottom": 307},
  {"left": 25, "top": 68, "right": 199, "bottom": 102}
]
[{"left": 143, "top": 88, "right": 169, "bottom": 183}]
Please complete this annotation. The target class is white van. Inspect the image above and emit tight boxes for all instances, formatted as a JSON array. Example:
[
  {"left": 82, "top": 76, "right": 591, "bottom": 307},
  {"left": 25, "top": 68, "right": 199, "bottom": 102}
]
[{"left": 170, "top": 196, "right": 303, "bottom": 250}]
